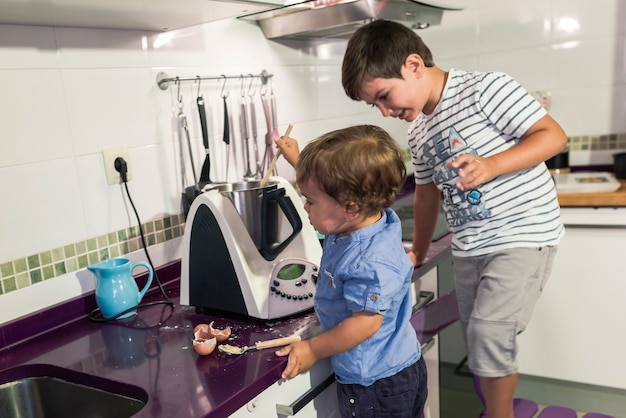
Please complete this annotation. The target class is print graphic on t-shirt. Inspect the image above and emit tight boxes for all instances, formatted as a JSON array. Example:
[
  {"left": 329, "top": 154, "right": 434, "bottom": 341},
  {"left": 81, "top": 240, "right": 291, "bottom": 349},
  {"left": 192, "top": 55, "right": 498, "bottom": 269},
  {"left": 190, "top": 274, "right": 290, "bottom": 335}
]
[
  {"left": 431, "top": 127, "right": 491, "bottom": 227},
  {"left": 449, "top": 127, "right": 466, "bottom": 152}
]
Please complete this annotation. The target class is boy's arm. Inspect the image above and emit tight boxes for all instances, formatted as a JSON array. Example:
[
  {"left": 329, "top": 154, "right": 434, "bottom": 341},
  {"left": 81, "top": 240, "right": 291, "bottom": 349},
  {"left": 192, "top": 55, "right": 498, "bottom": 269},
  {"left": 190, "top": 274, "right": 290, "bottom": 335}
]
[
  {"left": 276, "top": 311, "right": 383, "bottom": 379},
  {"left": 447, "top": 114, "right": 567, "bottom": 191},
  {"left": 408, "top": 182, "right": 441, "bottom": 266}
]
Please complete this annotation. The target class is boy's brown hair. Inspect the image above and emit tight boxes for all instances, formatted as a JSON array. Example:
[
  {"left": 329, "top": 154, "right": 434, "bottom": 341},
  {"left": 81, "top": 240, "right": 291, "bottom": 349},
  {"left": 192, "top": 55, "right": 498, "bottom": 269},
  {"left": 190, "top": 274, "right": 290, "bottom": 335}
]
[
  {"left": 296, "top": 125, "right": 406, "bottom": 214},
  {"left": 341, "top": 19, "right": 435, "bottom": 101}
]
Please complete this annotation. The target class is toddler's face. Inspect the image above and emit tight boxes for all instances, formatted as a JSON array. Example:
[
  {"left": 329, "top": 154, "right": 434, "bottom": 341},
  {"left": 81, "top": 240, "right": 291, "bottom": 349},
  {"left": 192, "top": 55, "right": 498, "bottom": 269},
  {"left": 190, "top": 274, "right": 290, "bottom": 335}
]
[{"left": 298, "top": 179, "right": 351, "bottom": 237}]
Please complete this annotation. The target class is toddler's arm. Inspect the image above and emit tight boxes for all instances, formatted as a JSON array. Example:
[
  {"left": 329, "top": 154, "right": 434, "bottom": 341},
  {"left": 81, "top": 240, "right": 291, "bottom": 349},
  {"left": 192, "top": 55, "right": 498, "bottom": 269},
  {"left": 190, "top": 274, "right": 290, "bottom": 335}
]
[
  {"left": 275, "top": 135, "right": 300, "bottom": 167},
  {"left": 276, "top": 311, "right": 383, "bottom": 379}
]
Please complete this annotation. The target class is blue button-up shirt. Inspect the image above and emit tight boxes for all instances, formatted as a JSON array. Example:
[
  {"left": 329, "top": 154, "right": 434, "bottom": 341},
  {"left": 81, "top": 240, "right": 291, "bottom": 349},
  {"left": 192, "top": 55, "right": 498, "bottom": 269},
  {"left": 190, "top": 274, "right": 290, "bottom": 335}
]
[{"left": 314, "top": 208, "right": 421, "bottom": 386}]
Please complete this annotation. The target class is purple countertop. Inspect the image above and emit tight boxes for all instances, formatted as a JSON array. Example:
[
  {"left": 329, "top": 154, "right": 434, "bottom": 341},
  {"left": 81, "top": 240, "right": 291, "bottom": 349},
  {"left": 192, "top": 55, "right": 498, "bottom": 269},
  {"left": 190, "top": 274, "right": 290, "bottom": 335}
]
[{"left": 0, "top": 234, "right": 454, "bottom": 418}]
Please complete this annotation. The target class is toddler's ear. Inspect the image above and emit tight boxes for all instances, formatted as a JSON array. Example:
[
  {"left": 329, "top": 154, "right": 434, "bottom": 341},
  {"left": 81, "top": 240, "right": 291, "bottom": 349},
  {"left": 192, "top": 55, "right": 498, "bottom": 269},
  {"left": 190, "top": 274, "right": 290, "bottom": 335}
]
[{"left": 344, "top": 203, "right": 360, "bottom": 215}]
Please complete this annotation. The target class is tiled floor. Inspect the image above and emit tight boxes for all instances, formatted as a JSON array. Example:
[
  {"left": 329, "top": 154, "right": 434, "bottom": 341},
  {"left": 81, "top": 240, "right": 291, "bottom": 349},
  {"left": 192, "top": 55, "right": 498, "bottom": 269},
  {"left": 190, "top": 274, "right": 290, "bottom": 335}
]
[{"left": 439, "top": 362, "right": 626, "bottom": 418}]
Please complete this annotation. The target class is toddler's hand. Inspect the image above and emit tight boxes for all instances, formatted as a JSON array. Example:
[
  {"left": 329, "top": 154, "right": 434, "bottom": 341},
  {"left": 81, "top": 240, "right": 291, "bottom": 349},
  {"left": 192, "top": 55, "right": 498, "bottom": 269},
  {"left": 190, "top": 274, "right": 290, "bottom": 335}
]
[
  {"left": 275, "top": 340, "right": 316, "bottom": 379},
  {"left": 275, "top": 135, "right": 300, "bottom": 167}
]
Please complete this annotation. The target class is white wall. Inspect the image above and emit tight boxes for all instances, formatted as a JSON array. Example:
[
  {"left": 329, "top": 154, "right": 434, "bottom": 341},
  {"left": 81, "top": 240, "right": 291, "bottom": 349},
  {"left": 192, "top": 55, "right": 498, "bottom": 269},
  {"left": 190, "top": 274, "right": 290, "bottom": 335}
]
[{"left": 1, "top": 0, "right": 625, "bottom": 321}]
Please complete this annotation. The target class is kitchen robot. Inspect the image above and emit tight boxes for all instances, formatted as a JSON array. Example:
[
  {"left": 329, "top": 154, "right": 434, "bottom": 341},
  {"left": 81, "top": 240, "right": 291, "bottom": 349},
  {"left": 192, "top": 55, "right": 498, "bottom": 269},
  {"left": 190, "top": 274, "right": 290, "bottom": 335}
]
[{"left": 180, "top": 177, "right": 322, "bottom": 320}]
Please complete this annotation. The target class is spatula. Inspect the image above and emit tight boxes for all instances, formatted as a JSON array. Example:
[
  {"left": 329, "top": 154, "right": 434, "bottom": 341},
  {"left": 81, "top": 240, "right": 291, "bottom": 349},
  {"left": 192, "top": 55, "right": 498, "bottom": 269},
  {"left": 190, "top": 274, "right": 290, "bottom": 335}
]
[
  {"left": 218, "top": 334, "right": 301, "bottom": 355},
  {"left": 197, "top": 95, "right": 211, "bottom": 185}
]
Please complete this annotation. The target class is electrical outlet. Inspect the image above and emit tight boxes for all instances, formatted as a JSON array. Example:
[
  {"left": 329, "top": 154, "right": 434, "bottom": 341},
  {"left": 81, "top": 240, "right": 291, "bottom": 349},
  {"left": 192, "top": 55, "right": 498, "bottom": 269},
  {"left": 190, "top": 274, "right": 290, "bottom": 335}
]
[
  {"left": 102, "top": 146, "right": 132, "bottom": 185},
  {"left": 530, "top": 89, "right": 552, "bottom": 110}
]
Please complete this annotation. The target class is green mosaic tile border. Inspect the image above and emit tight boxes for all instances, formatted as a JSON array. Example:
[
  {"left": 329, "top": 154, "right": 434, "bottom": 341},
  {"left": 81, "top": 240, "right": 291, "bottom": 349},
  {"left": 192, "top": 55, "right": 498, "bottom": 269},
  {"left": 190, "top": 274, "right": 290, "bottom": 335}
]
[
  {"left": 0, "top": 214, "right": 185, "bottom": 295},
  {"left": 567, "top": 133, "right": 626, "bottom": 151}
]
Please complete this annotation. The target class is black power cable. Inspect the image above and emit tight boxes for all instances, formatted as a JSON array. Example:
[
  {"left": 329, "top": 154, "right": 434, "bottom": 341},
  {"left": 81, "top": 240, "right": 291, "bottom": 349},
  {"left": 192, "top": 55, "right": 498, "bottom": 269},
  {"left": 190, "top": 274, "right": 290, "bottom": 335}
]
[{"left": 88, "top": 157, "right": 174, "bottom": 322}]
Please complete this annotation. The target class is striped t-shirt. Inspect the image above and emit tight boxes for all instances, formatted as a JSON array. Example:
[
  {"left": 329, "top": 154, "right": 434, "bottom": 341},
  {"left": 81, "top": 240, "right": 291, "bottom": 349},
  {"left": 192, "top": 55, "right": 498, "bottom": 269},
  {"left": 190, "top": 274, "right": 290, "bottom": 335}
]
[{"left": 408, "top": 69, "right": 564, "bottom": 257}]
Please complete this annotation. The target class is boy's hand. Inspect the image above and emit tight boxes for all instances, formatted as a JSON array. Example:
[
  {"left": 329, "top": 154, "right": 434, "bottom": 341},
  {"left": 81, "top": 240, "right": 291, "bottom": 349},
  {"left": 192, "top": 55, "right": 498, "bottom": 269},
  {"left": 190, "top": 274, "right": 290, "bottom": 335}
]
[
  {"left": 447, "top": 154, "right": 495, "bottom": 190},
  {"left": 275, "top": 136, "right": 300, "bottom": 167},
  {"left": 275, "top": 340, "right": 316, "bottom": 379}
]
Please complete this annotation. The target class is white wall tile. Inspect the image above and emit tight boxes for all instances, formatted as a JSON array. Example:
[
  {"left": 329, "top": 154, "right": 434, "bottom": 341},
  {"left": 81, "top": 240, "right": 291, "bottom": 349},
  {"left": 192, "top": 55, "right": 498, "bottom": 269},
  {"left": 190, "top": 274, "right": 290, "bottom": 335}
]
[
  {"left": 55, "top": 27, "right": 150, "bottom": 68},
  {"left": 0, "top": 24, "right": 59, "bottom": 69},
  {"left": 551, "top": 85, "right": 626, "bottom": 136},
  {"left": 550, "top": 37, "right": 617, "bottom": 89},
  {"left": 420, "top": 6, "right": 480, "bottom": 60},
  {"left": 476, "top": 1, "right": 551, "bottom": 53},
  {"left": 61, "top": 68, "right": 160, "bottom": 155},
  {"left": 478, "top": 46, "right": 554, "bottom": 89},
  {"left": 315, "top": 65, "right": 364, "bottom": 120},
  {"left": 147, "top": 24, "right": 216, "bottom": 69},
  {"left": 0, "top": 158, "right": 85, "bottom": 260},
  {"left": 551, "top": 0, "right": 626, "bottom": 40},
  {"left": 0, "top": 69, "right": 73, "bottom": 167}
]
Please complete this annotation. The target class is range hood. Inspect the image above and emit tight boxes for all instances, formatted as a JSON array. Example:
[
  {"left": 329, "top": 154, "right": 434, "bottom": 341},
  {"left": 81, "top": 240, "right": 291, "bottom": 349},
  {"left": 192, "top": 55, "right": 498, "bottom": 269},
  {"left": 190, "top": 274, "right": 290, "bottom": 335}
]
[{"left": 239, "top": 0, "right": 462, "bottom": 40}]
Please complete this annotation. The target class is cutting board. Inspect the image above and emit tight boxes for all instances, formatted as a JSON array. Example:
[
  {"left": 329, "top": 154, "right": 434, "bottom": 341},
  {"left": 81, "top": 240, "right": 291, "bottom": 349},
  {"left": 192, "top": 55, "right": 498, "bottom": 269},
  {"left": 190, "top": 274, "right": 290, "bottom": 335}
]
[
  {"left": 557, "top": 177, "right": 626, "bottom": 207},
  {"left": 554, "top": 172, "right": 620, "bottom": 194}
]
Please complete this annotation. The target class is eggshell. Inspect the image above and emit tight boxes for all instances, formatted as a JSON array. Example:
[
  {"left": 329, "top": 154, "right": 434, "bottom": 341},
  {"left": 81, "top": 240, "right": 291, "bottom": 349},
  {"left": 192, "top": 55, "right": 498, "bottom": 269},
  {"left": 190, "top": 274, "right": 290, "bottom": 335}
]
[
  {"left": 193, "top": 323, "right": 211, "bottom": 340},
  {"left": 209, "top": 321, "right": 232, "bottom": 343},
  {"left": 193, "top": 337, "right": 217, "bottom": 355}
]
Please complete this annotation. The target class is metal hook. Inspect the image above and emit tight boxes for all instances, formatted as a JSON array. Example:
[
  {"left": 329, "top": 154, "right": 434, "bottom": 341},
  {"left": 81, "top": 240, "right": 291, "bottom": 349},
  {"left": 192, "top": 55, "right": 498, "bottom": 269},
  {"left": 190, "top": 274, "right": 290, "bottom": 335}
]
[
  {"left": 176, "top": 77, "right": 182, "bottom": 103},
  {"left": 219, "top": 75, "right": 229, "bottom": 99},
  {"left": 196, "top": 75, "right": 202, "bottom": 98},
  {"left": 240, "top": 75, "right": 246, "bottom": 98},
  {"left": 247, "top": 74, "right": 256, "bottom": 97}
]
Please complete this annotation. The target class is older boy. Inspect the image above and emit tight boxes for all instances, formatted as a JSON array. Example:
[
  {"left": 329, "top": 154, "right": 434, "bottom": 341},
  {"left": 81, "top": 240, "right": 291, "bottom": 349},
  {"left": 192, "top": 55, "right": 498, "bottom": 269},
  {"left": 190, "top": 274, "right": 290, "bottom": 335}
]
[{"left": 341, "top": 20, "right": 566, "bottom": 418}]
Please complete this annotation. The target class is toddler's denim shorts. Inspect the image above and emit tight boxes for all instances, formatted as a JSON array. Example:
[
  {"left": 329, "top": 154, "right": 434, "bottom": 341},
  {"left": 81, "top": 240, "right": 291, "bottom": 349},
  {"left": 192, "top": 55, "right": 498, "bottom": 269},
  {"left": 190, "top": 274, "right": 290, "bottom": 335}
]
[{"left": 336, "top": 356, "right": 427, "bottom": 418}]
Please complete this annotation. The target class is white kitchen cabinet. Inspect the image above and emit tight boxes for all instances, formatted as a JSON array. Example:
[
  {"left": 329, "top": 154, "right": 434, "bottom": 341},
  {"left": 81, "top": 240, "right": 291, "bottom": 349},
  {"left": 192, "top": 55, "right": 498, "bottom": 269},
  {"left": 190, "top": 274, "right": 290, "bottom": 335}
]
[
  {"left": 518, "top": 207, "right": 626, "bottom": 390},
  {"left": 416, "top": 267, "right": 440, "bottom": 418},
  {"left": 230, "top": 356, "right": 339, "bottom": 418}
]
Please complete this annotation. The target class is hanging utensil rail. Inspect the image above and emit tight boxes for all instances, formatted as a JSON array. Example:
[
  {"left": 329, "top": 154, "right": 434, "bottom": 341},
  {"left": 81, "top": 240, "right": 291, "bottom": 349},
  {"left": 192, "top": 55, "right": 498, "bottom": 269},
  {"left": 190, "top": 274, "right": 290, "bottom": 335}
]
[{"left": 156, "top": 70, "right": 272, "bottom": 91}]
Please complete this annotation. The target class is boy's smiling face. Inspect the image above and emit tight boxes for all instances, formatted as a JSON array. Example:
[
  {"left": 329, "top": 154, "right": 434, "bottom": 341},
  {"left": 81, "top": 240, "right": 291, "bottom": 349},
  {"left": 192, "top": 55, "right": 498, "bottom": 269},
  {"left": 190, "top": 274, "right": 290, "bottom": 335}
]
[{"left": 358, "top": 54, "right": 433, "bottom": 121}]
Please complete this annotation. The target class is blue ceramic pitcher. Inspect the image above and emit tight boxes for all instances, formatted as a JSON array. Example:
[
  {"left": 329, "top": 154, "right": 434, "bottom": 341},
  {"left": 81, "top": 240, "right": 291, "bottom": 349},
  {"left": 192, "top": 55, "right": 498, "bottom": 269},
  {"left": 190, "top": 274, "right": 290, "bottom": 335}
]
[{"left": 88, "top": 258, "right": 153, "bottom": 319}]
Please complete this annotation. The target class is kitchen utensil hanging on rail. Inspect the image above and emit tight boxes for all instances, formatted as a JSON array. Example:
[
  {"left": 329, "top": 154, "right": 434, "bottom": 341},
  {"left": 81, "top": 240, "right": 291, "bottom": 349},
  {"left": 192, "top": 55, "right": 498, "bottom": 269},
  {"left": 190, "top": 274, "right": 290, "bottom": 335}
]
[
  {"left": 175, "top": 80, "right": 201, "bottom": 217},
  {"left": 196, "top": 76, "right": 212, "bottom": 187},
  {"left": 245, "top": 75, "right": 262, "bottom": 177},
  {"left": 239, "top": 76, "right": 256, "bottom": 180},
  {"left": 261, "top": 79, "right": 280, "bottom": 176},
  {"left": 220, "top": 76, "right": 232, "bottom": 183}
]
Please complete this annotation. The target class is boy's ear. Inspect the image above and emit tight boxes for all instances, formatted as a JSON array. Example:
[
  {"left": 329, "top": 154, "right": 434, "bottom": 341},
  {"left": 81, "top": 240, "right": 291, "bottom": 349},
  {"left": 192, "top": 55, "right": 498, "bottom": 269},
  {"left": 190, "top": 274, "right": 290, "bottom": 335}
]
[{"left": 404, "top": 54, "right": 425, "bottom": 78}]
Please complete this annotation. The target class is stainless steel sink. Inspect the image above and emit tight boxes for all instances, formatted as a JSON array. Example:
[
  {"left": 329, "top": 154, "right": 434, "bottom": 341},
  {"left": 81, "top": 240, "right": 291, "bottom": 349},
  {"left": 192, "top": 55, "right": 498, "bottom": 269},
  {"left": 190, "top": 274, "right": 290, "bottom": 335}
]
[{"left": 0, "top": 364, "right": 147, "bottom": 418}]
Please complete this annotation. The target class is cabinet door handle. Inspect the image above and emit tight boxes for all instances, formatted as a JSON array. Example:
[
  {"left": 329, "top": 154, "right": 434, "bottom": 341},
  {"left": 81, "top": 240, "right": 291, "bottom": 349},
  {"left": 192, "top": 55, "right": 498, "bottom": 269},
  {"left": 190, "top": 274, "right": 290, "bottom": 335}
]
[
  {"left": 421, "top": 337, "right": 436, "bottom": 354},
  {"left": 275, "top": 374, "right": 336, "bottom": 416},
  {"left": 412, "top": 291, "right": 435, "bottom": 313}
]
